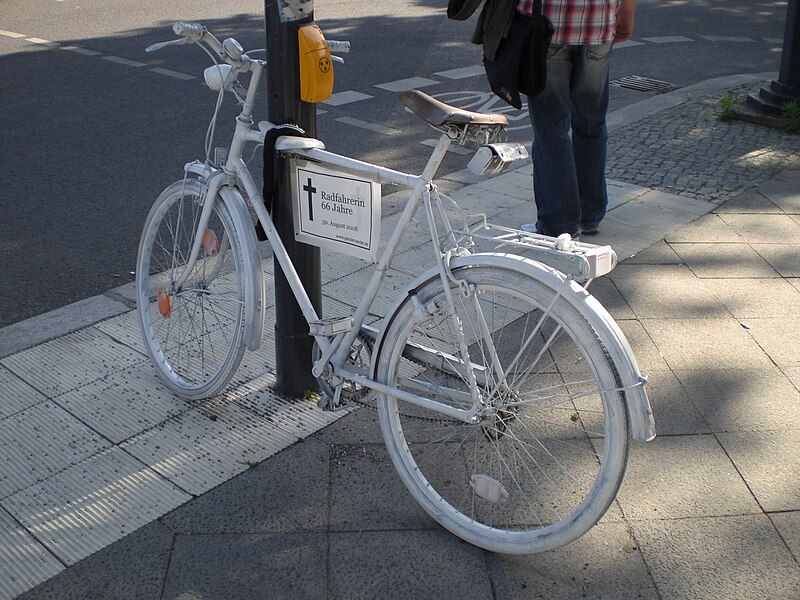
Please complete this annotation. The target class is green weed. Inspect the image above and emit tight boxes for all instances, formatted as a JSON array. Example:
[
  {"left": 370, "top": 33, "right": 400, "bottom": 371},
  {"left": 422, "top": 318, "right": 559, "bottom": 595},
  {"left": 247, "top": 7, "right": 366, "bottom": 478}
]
[
  {"left": 718, "top": 95, "right": 736, "bottom": 122},
  {"left": 781, "top": 101, "right": 800, "bottom": 134}
]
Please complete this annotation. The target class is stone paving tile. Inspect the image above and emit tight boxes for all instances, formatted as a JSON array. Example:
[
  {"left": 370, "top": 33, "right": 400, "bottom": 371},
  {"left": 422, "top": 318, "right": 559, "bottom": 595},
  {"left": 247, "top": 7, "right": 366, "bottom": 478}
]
[
  {"left": 615, "top": 320, "right": 670, "bottom": 372},
  {"left": 623, "top": 240, "right": 683, "bottom": 264},
  {"left": 713, "top": 189, "right": 783, "bottom": 213},
  {"left": 632, "top": 515, "right": 800, "bottom": 600},
  {"left": 0, "top": 401, "right": 111, "bottom": 499},
  {"left": 329, "top": 443, "right": 441, "bottom": 531},
  {"left": 642, "top": 370, "right": 709, "bottom": 435},
  {"left": 315, "top": 405, "right": 384, "bottom": 446},
  {"left": 641, "top": 318, "right": 773, "bottom": 370},
  {"left": 586, "top": 277, "right": 634, "bottom": 320},
  {"left": 19, "top": 521, "right": 173, "bottom": 600},
  {"left": 577, "top": 216, "right": 647, "bottom": 262},
  {"left": 160, "top": 438, "right": 329, "bottom": 534},
  {"left": 718, "top": 431, "right": 800, "bottom": 512},
  {"left": 744, "top": 318, "right": 800, "bottom": 367},
  {"left": 675, "top": 368, "right": 800, "bottom": 432},
  {"left": 703, "top": 277, "right": 800, "bottom": 318},
  {"left": 610, "top": 264, "right": 729, "bottom": 319},
  {"left": 752, "top": 243, "right": 800, "bottom": 277},
  {"left": 329, "top": 530, "right": 491, "bottom": 600},
  {"left": 487, "top": 522, "right": 658, "bottom": 600},
  {"left": 615, "top": 434, "right": 760, "bottom": 520},
  {"left": 670, "top": 242, "right": 780, "bottom": 278},
  {"left": 664, "top": 214, "right": 745, "bottom": 243},
  {"left": 0, "top": 364, "right": 47, "bottom": 421},
  {"left": 162, "top": 532, "right": 327, "bottom": 600},
  {"left": 770, "top": 511, "right": 800, "bottom": 563},
  {"left": 718, "top": 213, "right": 800, "bottom": 244},
  {"left": 756, "top": 178, "right": 800, "bottom": 213},
  {"left": 783, "top": 366, "right": 800, "bottom": 392}
]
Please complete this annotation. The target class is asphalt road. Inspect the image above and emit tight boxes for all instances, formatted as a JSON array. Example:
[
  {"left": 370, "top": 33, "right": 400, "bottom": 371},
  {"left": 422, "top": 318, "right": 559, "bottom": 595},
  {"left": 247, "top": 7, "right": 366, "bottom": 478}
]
[{"left": 0, "top": 0, "right": 790, "bottom": 327}]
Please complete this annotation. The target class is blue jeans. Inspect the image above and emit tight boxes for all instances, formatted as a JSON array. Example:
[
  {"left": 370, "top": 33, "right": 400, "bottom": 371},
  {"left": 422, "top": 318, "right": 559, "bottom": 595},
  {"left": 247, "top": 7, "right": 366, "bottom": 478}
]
[{"left": 526, "top": 42, "right": 612, "bottom": 236}]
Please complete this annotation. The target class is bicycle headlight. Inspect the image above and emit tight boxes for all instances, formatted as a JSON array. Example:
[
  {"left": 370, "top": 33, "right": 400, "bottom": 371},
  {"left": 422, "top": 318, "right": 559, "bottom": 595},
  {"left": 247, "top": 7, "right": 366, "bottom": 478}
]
[{"left": 203, "top": 64, "right": 238, "bottom": 91}]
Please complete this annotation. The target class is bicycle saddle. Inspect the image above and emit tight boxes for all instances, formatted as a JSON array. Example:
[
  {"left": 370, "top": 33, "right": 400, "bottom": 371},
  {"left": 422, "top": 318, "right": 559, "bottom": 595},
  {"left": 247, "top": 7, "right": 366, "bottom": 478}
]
[{"left": 400, "top": 89, "right": 509, "bottom": 128}]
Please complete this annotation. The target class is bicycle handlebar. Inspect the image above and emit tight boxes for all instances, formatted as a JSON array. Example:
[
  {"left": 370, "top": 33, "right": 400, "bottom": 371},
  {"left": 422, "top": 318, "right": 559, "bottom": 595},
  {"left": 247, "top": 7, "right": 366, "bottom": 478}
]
[
  {"left": 173, "top": 21, "right": 205, "bottom": 40},
  {"left": 170, "top": 21, "right": 350, "bottom": 71}
]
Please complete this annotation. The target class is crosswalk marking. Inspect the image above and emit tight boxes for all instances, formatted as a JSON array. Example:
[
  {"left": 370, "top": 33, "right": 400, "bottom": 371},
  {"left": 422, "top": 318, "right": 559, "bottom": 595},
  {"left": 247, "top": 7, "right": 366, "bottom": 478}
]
[
  {"left": 335, "top": 116, "right": 400, "bottom": 136},
  {"left": 322, "top": 90, "right": 373, "bottom": 106},
  {"left": 102, "top": 55, "right": 146, "bottom": 67},
  {"left": 434, "top": 65, "right": 484, "bottom": 80},
  {"left": 375, "top": 77, "right": 438, "bottom": 92}
]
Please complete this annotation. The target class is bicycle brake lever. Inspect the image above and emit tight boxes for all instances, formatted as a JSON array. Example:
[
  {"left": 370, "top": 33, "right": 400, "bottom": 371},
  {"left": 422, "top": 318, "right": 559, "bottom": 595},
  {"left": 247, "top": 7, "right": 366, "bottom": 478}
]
[
  {"left": 145, "top": 38, "right": 191, "bottom": 53},
  {"left": 331, "top": 55, "right": 344, "bottom": 64}
]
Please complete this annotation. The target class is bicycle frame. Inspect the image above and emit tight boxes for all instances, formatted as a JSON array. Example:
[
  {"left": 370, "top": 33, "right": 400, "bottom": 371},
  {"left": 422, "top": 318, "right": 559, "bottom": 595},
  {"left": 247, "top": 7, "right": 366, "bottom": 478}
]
[{"left": 174, "top": 56, "right": 488, "bottom": 423}]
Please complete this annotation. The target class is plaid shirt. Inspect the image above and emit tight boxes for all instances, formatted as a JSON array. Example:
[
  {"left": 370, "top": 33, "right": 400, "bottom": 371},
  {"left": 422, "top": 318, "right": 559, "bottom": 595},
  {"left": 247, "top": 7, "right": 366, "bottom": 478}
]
[{"left": 518, "top": 0, "right": 619, "bottom": 45}]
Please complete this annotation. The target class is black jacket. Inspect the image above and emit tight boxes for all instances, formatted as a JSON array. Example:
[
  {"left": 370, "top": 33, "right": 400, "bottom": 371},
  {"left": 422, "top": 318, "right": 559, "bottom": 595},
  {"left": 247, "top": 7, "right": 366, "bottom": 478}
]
[{"left": 449, "top": 0, "right": 518, "bottom": 61}]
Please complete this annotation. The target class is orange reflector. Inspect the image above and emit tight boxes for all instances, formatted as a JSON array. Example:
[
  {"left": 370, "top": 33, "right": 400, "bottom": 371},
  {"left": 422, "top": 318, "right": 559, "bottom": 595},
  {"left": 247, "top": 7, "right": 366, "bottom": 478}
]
[
  {"left": 156, "top": 289, "right": 171, "bottom": 318},
  {"left": 202, "top": 228, "right": 220, "bottom": 256}
]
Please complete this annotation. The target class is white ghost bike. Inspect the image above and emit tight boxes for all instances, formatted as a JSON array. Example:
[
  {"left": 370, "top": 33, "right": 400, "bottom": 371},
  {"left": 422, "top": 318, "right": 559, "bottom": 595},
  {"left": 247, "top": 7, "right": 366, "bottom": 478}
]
[{"left": 136, "top": 22, "right": 655, "bottom": 555}]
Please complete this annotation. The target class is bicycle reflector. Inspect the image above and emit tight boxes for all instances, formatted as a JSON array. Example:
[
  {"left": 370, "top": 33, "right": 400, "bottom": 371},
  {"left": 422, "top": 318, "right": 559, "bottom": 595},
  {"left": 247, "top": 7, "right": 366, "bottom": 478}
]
[
  {"left": 298, "top": 23, "right": 334, "bottom": 103},
  {"left": 467, "top": 143, "right": 529, "bottom": 176},
  {"left": 156, "top": 289, "right": 171, "bottom": 318}
]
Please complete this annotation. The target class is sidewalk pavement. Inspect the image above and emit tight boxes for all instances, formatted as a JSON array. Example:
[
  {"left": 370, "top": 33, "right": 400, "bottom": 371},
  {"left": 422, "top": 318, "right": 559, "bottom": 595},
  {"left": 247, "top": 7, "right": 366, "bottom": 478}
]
[{"left": 2, "top": 78, "right": 800, "bottom": 599}]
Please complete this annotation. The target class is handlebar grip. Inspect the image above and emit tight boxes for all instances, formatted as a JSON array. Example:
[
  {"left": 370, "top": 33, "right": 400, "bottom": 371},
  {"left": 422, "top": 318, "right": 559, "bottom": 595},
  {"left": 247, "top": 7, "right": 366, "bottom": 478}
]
[
  {"left": 173, "top": 22, "right": 205, "bottom": 40},
  {"left": 327, "top": 40, "right": 350, "bottom": 54}
]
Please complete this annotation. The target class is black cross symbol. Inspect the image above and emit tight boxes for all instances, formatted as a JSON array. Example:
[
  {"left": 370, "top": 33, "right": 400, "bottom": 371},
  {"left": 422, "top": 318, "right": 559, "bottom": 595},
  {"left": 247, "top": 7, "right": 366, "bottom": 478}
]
[{"left": 303, "top": 177, "right": 317, "bottom": 221}]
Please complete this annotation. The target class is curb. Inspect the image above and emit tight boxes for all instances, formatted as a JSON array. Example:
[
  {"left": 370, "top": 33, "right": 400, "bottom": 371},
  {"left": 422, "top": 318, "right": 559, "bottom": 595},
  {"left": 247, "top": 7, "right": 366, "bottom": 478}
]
[{"left": 0, "top": 71, "right": 777, "bottom": 360}]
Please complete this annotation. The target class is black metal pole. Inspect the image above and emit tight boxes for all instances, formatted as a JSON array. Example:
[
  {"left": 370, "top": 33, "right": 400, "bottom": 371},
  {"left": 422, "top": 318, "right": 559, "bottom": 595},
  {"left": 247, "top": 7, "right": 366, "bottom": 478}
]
[
  {"left": 748, "top": 0, "right": 800, "bottom": 114},
  {"left": 264, "top": 0, "right": 322, "bottom": 397}
]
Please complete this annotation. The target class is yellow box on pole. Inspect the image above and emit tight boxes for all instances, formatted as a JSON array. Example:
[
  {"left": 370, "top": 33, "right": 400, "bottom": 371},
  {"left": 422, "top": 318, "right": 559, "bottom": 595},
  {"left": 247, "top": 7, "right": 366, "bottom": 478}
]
[{"left": 298, "top": 23, "right": 333, "bottom": 103}]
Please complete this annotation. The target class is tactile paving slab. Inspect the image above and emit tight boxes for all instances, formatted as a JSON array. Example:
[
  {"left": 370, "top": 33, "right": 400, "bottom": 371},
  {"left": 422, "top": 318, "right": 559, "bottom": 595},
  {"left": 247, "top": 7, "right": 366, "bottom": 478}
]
[
  {"left": 94, "top": 310, "right": 146, "bottom": 355},
  {"left": 53, "top": 364, "right": 192, "bottom": 444},
  {"left": 2, "top": 447, "right": 189, "bottom": 566},
  {"left": 0, "top": 365, "right": 47, "bottom": 421},
  {"left": 1, "top": 328, "right": 146, "bottom": 397},
  {"left": 0, "top": 507, "right": 63, "bottom": 600},
  {"left": 236, "top": 373, "right": 355, "bottom": 439},
  {"left": 120, "top": 399, "right": 298, "bottom": 496},
  {"left": 0, "top": 401, "right": 111, "bottom": 499}
]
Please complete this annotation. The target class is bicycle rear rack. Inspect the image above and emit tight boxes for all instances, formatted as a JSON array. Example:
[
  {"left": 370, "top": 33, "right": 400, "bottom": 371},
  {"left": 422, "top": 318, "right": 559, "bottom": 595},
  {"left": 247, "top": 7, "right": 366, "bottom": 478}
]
[{"left": 454, "top": 216, "right": 617, "bottom": 282}]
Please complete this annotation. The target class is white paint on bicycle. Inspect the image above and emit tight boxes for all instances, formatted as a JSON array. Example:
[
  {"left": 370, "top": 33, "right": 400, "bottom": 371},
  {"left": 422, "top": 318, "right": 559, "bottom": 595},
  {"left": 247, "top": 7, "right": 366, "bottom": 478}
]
[
  {"left": 470, "top": 474, "right": 509, "bottom": 504},
  {"left": 278, "top": 0, "right": 314, "bottom": 22},
  {"left": 431, "top": 91, "right": 531, "bottom": 131},
  {"left": 290, "top": 159, "right": 381, "bottom": 262}
]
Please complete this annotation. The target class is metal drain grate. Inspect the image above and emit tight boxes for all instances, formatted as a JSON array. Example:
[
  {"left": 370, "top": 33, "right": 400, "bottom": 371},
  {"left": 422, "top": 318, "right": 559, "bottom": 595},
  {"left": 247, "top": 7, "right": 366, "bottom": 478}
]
[{"left": 610, "top": 75, "right": 680, "bottom": 94}]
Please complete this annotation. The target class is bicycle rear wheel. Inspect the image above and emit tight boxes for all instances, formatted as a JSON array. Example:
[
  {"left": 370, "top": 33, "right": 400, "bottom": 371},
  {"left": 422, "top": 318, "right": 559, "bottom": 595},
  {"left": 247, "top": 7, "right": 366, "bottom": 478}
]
[
  {"left": 136, "top": 179, "right": 246, "bottom": 398},
  {"left": 376, "top": 260, "right": 629, "bottom": 554}
]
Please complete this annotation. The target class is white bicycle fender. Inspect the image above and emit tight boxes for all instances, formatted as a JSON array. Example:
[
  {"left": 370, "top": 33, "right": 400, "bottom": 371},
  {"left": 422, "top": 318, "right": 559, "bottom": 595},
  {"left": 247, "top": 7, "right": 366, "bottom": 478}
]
[
  {"left": 218, "top": 186, "right": 265, "bottom": 351},
  {"left": 371, "top": 252, "right": 655, "bottom": 442}
]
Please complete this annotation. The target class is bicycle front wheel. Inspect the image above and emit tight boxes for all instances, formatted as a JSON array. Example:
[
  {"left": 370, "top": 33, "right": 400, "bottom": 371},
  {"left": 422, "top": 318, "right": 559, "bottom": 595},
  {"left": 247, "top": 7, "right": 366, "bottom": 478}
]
[
  {"left": 376, "top": 261, "right": 629, "bottom": 554},
  {"left": 136, "top": 179, "right": 246, "bottom": 399}
]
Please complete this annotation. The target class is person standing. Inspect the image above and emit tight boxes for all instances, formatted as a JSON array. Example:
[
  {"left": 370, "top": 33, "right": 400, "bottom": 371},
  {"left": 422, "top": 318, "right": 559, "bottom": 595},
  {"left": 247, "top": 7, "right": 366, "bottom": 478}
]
[{"left": 519, "top": 0, "right": 638, "bottom": 237}]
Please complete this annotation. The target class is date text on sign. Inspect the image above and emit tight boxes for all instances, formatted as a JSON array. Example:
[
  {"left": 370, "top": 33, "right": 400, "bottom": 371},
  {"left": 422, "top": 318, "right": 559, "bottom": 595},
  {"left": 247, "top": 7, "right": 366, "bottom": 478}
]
[{"left": 290, "top": 159, "right": 381, "bottom": 262}]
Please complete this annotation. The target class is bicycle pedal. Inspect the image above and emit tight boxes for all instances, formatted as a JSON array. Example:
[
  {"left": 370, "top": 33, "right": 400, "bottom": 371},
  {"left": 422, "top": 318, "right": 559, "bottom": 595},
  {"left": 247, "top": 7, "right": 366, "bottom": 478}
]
[{"left": 309, "top": 316, "right": 353, "bottom": 337}]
